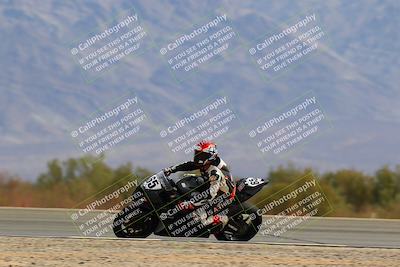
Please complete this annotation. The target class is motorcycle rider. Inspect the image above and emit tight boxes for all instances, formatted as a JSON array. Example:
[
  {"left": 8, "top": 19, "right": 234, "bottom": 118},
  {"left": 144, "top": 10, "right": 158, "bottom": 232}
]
[{"left": 163, "top": 140, "right": 236, "bottom": 228}]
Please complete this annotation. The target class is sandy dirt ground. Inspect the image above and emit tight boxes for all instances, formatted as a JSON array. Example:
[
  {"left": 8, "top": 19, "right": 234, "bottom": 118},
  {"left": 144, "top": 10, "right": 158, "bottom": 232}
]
[{"left": 0, "top": 236, "right": 399, "bottom": 267}]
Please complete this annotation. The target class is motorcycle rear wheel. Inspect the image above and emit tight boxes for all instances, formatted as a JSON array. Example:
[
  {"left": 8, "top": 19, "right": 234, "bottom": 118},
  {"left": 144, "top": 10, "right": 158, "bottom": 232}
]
[{"left": 214, "top": 204, "right": 261, "bottom": 241}]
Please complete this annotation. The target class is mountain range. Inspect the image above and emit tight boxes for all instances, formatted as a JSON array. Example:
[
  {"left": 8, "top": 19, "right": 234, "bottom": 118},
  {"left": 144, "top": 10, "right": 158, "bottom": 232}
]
[{"left": 0, "top": 0, "right": 399, "bottom": 179}]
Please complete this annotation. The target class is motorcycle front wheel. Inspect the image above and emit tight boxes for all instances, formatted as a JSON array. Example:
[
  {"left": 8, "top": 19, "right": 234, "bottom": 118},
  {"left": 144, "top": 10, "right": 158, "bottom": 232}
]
[{"left": 113, "top": 205, "right": 158, "bottom": 238}]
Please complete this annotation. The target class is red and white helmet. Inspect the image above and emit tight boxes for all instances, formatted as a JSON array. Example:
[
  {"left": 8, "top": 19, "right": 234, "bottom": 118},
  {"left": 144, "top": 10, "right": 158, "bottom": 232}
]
[{"left": 193, "top": 140, "right": 218, "bottom": 165}]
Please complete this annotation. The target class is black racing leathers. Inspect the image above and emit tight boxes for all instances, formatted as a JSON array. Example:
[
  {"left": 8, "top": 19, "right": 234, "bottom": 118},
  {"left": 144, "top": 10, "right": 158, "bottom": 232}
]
[{"left": 166, "top": 157, "right": 235, "bottom": 202}]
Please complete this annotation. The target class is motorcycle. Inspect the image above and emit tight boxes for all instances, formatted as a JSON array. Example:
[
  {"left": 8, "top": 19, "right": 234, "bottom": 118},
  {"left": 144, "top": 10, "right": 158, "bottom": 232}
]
[{"left": 113, "top": 170, "right": 268, "bottom": 241}]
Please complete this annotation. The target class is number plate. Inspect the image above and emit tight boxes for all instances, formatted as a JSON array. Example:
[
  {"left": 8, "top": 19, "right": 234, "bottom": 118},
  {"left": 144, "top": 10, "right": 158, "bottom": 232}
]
[
  {"left": 143, "top": 175, "right": 162, "bottom": 190},
  {"left": 244, "top": 177, "right": 264, "bottom": 187}
]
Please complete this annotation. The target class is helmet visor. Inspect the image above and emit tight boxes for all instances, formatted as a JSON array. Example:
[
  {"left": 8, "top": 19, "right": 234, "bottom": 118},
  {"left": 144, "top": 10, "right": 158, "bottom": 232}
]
[{"left": 194, "top": 151, "right": 211, "bottom": 165}]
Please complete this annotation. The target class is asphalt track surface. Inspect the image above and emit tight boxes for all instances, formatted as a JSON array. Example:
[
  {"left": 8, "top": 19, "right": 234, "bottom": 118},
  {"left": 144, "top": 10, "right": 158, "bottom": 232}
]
[{"left": 0, "top": 207, "right": 399, "bottom": 248}]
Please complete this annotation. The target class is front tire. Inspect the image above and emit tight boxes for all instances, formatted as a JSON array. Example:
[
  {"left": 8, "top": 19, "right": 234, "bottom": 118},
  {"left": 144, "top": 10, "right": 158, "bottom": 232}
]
[
  {"left": 113, "top": 205, "right": 158, "bottom": 238},
  {"left": 214, "top": 204, "right": 261, "bottom": 241}
]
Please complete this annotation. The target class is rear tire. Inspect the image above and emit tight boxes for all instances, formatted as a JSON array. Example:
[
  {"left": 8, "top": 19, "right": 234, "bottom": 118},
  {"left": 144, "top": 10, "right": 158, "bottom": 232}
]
[
  {"left": 214, "top": 204, "right": 261, "bottom": 241},
  {"left": 113, "top": 205, "right": 158, "bottom": 238}
]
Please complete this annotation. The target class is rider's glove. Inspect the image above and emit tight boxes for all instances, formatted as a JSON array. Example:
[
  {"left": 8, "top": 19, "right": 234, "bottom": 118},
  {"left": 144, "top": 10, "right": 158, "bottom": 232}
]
[{"left": 163, "top": 167, "right": 173, "bottom": 177}]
